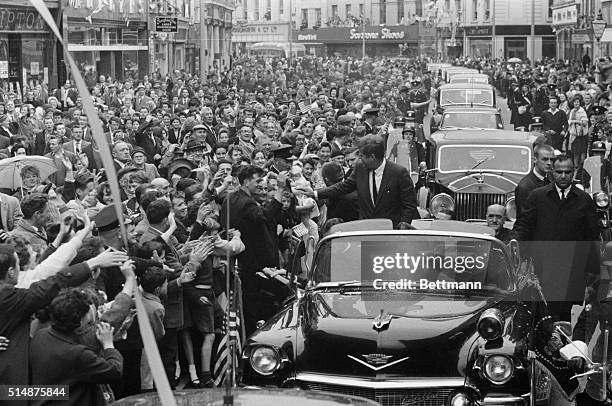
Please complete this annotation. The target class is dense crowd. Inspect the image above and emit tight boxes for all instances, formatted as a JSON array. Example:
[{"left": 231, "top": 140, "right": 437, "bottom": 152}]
[{"left": 0, "top": 54, "right": 608, "bottom": 406}]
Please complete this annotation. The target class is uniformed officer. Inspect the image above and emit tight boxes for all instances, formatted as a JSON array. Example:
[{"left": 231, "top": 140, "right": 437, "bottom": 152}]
[
  {"left": 409, "top": 78, "right": 429, "bottom": 143},
  {"left": 588, "top": 105, "right": 608, "bottom": 146},
  {"left": 362, "top": 107, "right": 380, "bottom": 136},
  {"left": 397, "top": 85, "right": 412, "bottom": 115},
  {"left": 269, "top": 144, "right": 297, "bottom": 174},
  {"left": 529, "top": 116, "right": 545, "bottom": 134},
  {"left": 532, "top": 78, "right": 550, "bottom": 117}
]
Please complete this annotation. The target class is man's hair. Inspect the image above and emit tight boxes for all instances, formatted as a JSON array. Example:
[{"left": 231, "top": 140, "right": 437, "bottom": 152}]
[
  {"left": 176, "top": 178, "right": 198, "bottom": 193},
  {"left": 6, "top": 236, "right": 30, "bottom": 270},
  {"left": 213, "top": 142, "right": 229, "bottom": 153},
  {"left": 135, "top": 183, "right": 153, "bottom": 204},
  {"left": 140, "top": 266, "right": 167, "bottom": 294},
  {"left": 140, "top": 189, "right": 162, "bottom": 211},
  {"left": 0, "top": 244, "right": 16, "bottom": 280},
  {"left": 129, "top": 171, "right": 149, "bottom": 185},
  {"left": 146, "top": 199, "right": 172, "bottom": 224},
  {"left": 534, "top": 143, "right": 555, "bottom": 158},
  {"left": 20, "top": 193, "right": 48, "bottom": 219},
  {"left": 237, "top": 165, "right": 265, "bottom": 184},
  {"left": 358, "top": 134, "right": 385, "bottom": 160},
  {"left": 50, "top": 288, "right": 91, "bottom": 333},
  {"left": 554, "top": 153, "right": 574, "bottom": 169}
]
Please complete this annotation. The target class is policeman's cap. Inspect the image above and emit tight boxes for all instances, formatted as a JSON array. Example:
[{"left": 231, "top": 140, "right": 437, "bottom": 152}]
[
  {"left": 272, "top": 144, "right": 297, "bottom": 160},
  {"left": 591, "top": 141, "right": 607, "bottom": 152},
  {"left": 94, "top": 205, "right": 121, "bottom": 233},
  {"left": 592, "top": 105, "right": 607, "bottom": 115}
]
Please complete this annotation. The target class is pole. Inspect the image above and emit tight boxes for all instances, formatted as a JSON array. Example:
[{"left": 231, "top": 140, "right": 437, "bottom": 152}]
[
  {"left": 288, "top": 0, "right": 293, "bottom": 67},
  {"left": 530, "top": 0, "right": 535, "bottom": 66},
  {"left": 200, "top": 0, "right": 206, "bottom": 78},
  {"left": 492, "top": 0, "right": 496, "bottom": 59},
  {"left": 362, "top": 17, "right": 366, "bottom": 59}
]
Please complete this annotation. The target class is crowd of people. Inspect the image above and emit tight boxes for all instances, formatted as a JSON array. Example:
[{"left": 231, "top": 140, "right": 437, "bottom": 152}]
[{"left": 0, "top": 53, "right": 608, "bottom": 405}]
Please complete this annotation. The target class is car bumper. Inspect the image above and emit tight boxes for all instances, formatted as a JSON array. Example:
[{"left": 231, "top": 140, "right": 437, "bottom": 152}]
[{"left": 288, "top": 373, "right": 528, "bottom": 406}]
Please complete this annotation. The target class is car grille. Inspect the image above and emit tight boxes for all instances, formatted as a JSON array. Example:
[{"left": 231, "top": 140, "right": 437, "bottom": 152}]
[
  {"left": 303, "top": 382, "right": 454, "bottom": 406},
  {"left": 455, "top": 193, "right": 506, "bottom": 221}
]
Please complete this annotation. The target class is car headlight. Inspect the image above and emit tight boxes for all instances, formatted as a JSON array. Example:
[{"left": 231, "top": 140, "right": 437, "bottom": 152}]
[
  {"left": 483, "top": 355, "right": 514, "bottom": 384},
  {"left": 478, "top": 308, "right": 505, "bottom": 341},
  {"left": 249, "top": 346, "right": 280, "bottom": 376},
  {"left": 505, "top": 197, "right": 516, "bottom": 221},
  {"left": 593, "top": 192, "right": 610, "bottom": 208},
  {"left": 430, "top": 193, "right": 455, "bottom": 217}
]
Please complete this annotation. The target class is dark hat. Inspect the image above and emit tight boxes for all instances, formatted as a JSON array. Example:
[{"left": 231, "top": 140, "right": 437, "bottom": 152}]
[
  {"left": 184, "top": 139, "right": 205, "bottom": 151},
  {"left": 272, "top": 144, "right": 297, "bottom": 160},
  {"left": 532, "top": 116, "right": 543, "bottom": 125},
  {"left": 168, "top": 158, "right": 196, "bottom": 177},
  {"left": 591, "top": 141, "right": 607, "bottom": 152},
  {"left": 405, "top": 111, "right": 416, "bottom": 121},
  {"left": 362, "top": 107, "right": 380, "bottom": 116},
  {"left": 131, "top": 146, "right": 147, "bottom": 157},
  {"left": 394, "top": 116, "right": 405, "bottom": 125},
  {"left": 321, "top": 162, "right": 344, "bottom": 183},
  {"left": 592, "top": 105, "right": 607, "bottom": 115},
  {"left": 547, "top": 84, "right": 557, "bottom": 91},
  {"left": 94, "top": 205, "right": 121, "bottom": 233},
  {"left": 117, "top": 166, "right": 139, "bottom": 180}
]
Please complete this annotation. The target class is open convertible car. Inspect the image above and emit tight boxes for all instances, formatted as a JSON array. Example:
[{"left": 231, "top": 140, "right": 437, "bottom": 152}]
[{"left": 241, "top": 220, "right": 586, "bottom": 406}]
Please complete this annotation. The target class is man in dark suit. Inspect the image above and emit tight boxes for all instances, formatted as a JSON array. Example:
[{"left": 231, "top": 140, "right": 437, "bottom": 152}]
[
  {"left": 513, "top": 155, "right": 600, "bottom": 322},
  {"left": 46, "top": 136, "right": 78, "bottom": 187},
  {"left": 63, "top": 126, "right": 97, "bottom": 171},
  {"left": 220, "top": 165, "right": 289, "bottom": 336},
  {"left": 300, "top": 134, "right": 419, "bottom": 227},
  {"left": 321, "top": 161, "right": 359, "bottom": 222},
  {"left": 515, "top": 143, "right": 554, "bottom": 218}
]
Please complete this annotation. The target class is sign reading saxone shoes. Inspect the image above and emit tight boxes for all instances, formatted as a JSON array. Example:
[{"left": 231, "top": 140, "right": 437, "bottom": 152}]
[{"left": 295, "top": 25, "right": 419, "bottom": 43}]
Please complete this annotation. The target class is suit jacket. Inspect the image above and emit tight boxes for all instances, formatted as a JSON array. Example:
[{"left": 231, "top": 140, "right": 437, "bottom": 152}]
[
  {"left": 45, "top": 150, "right": 78, "bottom": 187},
  {"left": 63, "top": 140, "right": 97, "bottom": 171},
  {"left": 513, "top": 183, "right": 600, "bottom": 302},
  {"left": 29, "top": 327, "right": 123, "bottom": 406},
  {"left": 219, "top": 189, "right": 283, "bottom": 272},
  {"left": 515, "top": 170, "right": 549, "bottom": 218},
  {"left": 0, "top": 193, "right": 22, "bottom": 231},
  {"left": 133, "top": 95, "right": 153, "bottom": 111},
  {"left": 0, "top": 263, "right": 92, "bottom": 390},
  {"left": 317, "top": 160, "right": 419, "bottom": 227}
]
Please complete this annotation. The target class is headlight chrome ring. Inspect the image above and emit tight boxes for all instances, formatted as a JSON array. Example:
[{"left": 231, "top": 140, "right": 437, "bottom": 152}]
[
  {"left": 594, "top": 192, "right": 610, "bottom": 208},
  {"left": 430, "top": 193, "right": 455, "bottom": 218},
  {"left": 483, "top": 354, "right": 514, "bottom": 385},
  {"left": 249, "top": 345, "right": 281, "bottom": 376}
]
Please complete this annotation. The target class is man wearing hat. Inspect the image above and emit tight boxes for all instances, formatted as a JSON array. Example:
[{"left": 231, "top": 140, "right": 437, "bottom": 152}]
[
  {"left": 533, "top": 78, "right": 550, "bottom": 117},
  {"left": 588, "top": 105, "right": 608, "bottom": 146},
  {"left": 362, "top": 107, "right": 380, "bottom": 135},
  {"left": 269, "top": 144, "right": 296, "bottom": 174},
  {"left": 131, "top": 146, "right": 160, "bottom": 181},
  {"left": 409, "top": 77, "right": 430, "bottom": 143},
  {"left": 397, "top": 86, "right": 411, "bottom": 115},
  {"left": 184, "top": 139, "right": 211, "bottom": 168},
  {"left": 133, "top": 84, "right": 153, "bottom": 112}
]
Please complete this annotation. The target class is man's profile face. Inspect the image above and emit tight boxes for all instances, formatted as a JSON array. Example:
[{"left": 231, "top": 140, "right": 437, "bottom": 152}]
[
  {"left": 244, "top": 173, "right": 262, "bottom": 195},
  {"left": 534, "top": 149, "right": 554, "bottom": 174}
]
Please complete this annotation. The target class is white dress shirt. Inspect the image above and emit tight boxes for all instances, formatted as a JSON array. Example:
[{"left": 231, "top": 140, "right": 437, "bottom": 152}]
[
  {"left": 369, "top": 159, "right": 386, "bottom": 204},
  {"left": 555, "top": 184, "right": 569, "bottom": 200}
]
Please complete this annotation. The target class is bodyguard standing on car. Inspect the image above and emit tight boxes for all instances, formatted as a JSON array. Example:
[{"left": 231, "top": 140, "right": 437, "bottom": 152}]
[
  {"left": 515, "top": 143, "right": 555, "bottom": 218},
  {"left": 513, "top": 154, "right": 600, "bottom": 322},
  {"left": 297, "top": 134, "right": 419, "bottom": 227}
]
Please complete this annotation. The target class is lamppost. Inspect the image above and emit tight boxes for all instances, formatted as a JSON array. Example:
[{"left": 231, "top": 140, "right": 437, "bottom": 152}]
[{"left": 592, "top": 11, "right": 607, "bottom": 83}]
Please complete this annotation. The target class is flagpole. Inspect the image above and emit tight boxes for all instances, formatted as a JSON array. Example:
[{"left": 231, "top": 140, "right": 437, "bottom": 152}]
[{"left": 225, "top": 187, "right": 234, "bottom": 389}]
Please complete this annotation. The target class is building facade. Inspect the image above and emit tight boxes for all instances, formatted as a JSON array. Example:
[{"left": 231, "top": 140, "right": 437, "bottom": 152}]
[
  {"left": 0, "top": 1, "right": 60, "bottom": 92},
  {"left": 197, "top": 0, "right": 234, "bottom": 76},
  {"left": 552, "top": 0, "right": 608, "bottom": 61},
  {"left": 231, "top": 0, "right": 291, "bottom": 57},
  {"left": 64, "top": 0, "right": 149, "bottom": 82},
  {"left": 459, "top": 0, "right": 556, "bottom": 61}
]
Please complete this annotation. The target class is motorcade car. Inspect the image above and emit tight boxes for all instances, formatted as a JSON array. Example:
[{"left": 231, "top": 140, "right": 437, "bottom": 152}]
[
  {"left": 437, "top": 83, "right": 497, "bottom": 112},
  {"left": 240, "top": 219, "right": 589, "bottom": 406},
  {"left": 432, "top": 106, "right": 504, "bottom": 132},
  {"left": 421, "top": 130, "right": 538, "bottom": 221}
]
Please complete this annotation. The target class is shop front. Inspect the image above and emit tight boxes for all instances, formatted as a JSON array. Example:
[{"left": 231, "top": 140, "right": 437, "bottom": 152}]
[
  {"left": 552, "top": 2, "right": 578, "bottom": 60},
  {"left": 464, "top": 25, "right": 555, "bottom": 60},
  {"left": 294, "top": 25, "right": 420, "bottom": 58},
  {"left": 0, "top": 5, "right": 59, "bottom": 93},
  {"left": 64, "top": 0, "right": 149, "bottom": 82},
  {"left": 232, "top": 22, "right": 291, "bottom": 56}
]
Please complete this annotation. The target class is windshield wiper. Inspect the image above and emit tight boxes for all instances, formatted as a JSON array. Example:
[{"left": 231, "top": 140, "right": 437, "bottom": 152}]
[
  {"left": 469, "top": 156, "right": 491, "bottom": 171},
  {"left": 443, "top": 99, "right": 460, "bottom": 105}
]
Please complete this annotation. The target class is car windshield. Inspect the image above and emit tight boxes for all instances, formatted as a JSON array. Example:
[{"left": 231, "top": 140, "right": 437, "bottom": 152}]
[
  {"left": 440, "top": 89, "right": 494, "bottom": 106},
  {"left": 440, "top": 112, "right": 502, "bottom": 129},
  {"left": 312, "top": 234, "right": 513, "bottom": 297},
  {"left": 438, "top": 145, "right": 531, "bottom": 173},
  {"left": 451, "top": 77, "right": 489, "bottom": 84}
]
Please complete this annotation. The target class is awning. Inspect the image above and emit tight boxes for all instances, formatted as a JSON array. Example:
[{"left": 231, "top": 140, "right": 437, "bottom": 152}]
[{"left": 601, "top": 27, "right": 612, "bottom": 42}]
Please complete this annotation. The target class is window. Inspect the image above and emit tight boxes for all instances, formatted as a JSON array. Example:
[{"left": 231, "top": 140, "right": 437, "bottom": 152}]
[
  {"left": 346, "top": 4, "right": 352, "bottom": 19},
  {"left": 415, "top": 0, "right": 422, "bottom": 17},
  {"left": 332, "top": 4, "right": 338, "bottom": 18},
  {"left": 398, "top": 0, "right": 404, "bottom": 22},
  {"left": 301, "top": 8, "right": 308, "bottom": 28},
  {"left": 484, "top": 0, "right": 490, "bottom": 21},
  {"left": 472, "top": 0, "right": 478, "bottom": 20},
  {"left": 380, "top": 0, "right": 386, "bottom": 24},
  {"left": 548, "top": 0, "right": 553, "bottom": 18},
  {"left": 315, "top": 8, "right": 321, "bottom": 26},
  {"left": 265, "top": 0, "right": 271, "bottom": 20},
  {"left": 242, "top": 3, "right": 247, "bottom": 20},
  {"left": 254, "top": 0, "right": 259, "bottom": 20},
  {"left": 280, "top": 0, "right": 284, "bottom": 15}
]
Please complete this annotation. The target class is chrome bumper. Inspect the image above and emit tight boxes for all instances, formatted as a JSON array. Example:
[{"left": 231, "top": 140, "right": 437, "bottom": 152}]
[
  {"left": 294, "top": 372, "right": 466, "bottom": 388},
  {"left": 481, "top": 395, "right": 528, "bottom": 405}
]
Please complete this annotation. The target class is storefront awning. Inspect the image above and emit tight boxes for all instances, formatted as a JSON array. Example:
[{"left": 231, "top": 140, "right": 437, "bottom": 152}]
[{"left": 601, "top": 27, "right": 612, "bottom": 42}]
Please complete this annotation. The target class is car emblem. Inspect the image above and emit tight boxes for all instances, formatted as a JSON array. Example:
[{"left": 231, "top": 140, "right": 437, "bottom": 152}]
[
  {"left": 347, "top": 354, "right": 411, "bottom": 371},
  {"left": 372, "top": 310, "right": 392, "bottom": 332}
]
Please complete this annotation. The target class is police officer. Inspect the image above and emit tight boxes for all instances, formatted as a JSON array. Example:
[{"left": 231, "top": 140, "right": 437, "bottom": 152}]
[
  {"left": 409, "top": 77, "right": 429, "bottom": 143},
  {"left": 269, "top": 144, "right": 297, "bottom": 174},
  {"left": 397, "top": 85, "right": 412, "bottom": 115},
  {"left": 588, "top": 105, "right": 608, "bottom": 146},
  {"left": 532, "top": 78, "right": 550, "bottom": 117}
]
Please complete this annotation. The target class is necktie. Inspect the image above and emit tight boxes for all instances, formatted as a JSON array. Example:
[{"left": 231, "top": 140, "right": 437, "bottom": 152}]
[
  {"left": 76, "top": 142, "right": 81, "bottom": 154},
  {"left": 561, "top": 189, "right": 566, "bottom": 200},
  {"left": 372, "top": 170, "right": 378, "bottom": 202}
]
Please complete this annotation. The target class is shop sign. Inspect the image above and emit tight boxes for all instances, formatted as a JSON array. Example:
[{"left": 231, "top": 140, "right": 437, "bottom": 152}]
[
  {"left": 0, "top": 7, "right": 48, "bottom": 32},
  {"left": 296, "top": 25, "right": 417, "bottom": 43},
  {"left": 0, "top": 61, "right": 7, "bottom": 79},
  {"left": 464, "top": 27, "right": 492, "bottom": 36},
  {"left": 232, "top": 22, "right": 289, "bottom": 42},
  {"left": 572, "top": 32, "right": 592, "bottom": 44},
  {"left": 155, "top": 17, "right": 178, "bottom": 32},
  {"left": 233, "top": 24, "right": 282, "bottom": 34},
  {"left": 553, "top": 4, "right": 578, "bottom": 26},
  {"left": 30, "top": 62, "right": 39, "bottom": 75}
]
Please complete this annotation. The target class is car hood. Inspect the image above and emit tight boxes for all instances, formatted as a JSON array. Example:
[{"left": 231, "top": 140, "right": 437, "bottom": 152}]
[
  {"left": 297, "top": 292, "right": 501, "bottom": 378},
  {"left": 436, "top": 172, "right": 523, "bottom": 194}
]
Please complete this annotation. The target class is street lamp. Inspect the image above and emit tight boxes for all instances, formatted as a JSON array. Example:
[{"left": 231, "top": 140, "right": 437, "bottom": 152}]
[{"left": 592, "top": 11, "right": 607, "bottom": 82}]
